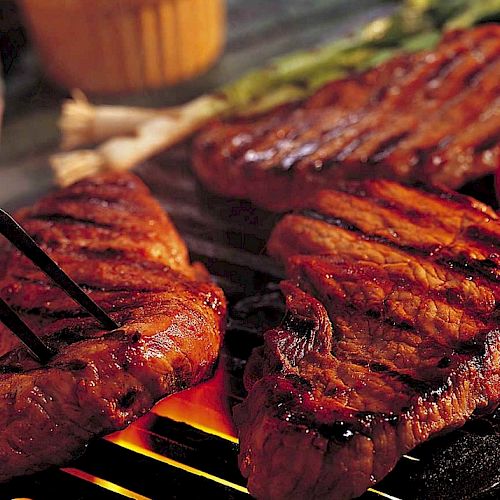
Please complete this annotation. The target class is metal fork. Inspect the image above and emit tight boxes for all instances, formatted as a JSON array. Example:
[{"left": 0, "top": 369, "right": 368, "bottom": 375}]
[{"left": 0, "top": 208, "right": 119, "bottom": 363}]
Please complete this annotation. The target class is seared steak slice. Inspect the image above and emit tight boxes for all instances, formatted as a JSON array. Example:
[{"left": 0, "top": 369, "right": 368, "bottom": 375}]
[
  {"left": 235, "top": 180, "right": 500, "bottom": 499},
  {"left": 193, "top": 25, "right": 500, "bottom": 211},
  {"left": 0, "top": 173, "right": 226, "bottom": 482}
]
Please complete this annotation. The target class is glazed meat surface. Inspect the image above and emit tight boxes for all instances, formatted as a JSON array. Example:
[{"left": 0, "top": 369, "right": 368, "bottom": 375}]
[
  {"left": 235, "top": 180, "right": 500, "bottom": 499},
  {"left": 0, "top": 173, "right": 226, "bottom": 482},
  {"left": 194, "top": 25, "right": 500, "bottom": 211}
]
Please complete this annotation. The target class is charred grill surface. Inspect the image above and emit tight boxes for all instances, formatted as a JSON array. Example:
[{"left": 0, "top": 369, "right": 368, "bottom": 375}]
[
  {"left": 0, "top": 173, "right": 226, "bottom": 482},
  {"left": 193, "top": 25, "right": 500, "bottom": 211},
  {"left": 235, "top": 179, "right": 500, "bottom": 499}
]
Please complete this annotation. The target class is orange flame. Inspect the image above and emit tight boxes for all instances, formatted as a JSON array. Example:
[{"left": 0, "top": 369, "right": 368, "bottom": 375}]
[
  {"left": 109, "top": 354, "right": 237, "bottom": 445},
  {"left": 105, "top": 355, "right": 248, "bottom": 494},
  {"left": 152, "top": 359, "right": 237, "bottom": 440},
  {"left": 106, "top": 424, "right": 248, "bottom": 494}
]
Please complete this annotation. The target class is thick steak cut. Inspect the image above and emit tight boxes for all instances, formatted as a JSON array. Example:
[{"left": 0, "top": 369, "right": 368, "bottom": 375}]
[
  {"left": 0, "top": 173, "right": 226, "bottom": 482},
  {"left": 193, "top": 25, "right": 500, "bottom": 211},
  {"left": 235, "top": 180, "right": 500, "bottom": 499}
]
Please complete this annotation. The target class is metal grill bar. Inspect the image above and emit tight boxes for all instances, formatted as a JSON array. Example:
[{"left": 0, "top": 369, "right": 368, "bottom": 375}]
[{"left": 62, "top": 468, "right": 152, "bottom": 500}]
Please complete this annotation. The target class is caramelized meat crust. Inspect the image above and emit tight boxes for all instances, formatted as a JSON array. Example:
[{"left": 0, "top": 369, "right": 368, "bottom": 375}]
[
  {"left": 193, "top": 25, "right": 500, "bottom": 211},
  {"left": 235, "top": 180, "right": 500, "bottom": 499},
  {"left": 0, "top": 173, "right": 226, "bottom": 482}
]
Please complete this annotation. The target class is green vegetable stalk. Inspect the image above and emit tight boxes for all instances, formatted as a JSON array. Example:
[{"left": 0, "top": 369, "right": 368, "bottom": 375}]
[{"left": 52, "top": 0, "right": 500, "bottom": 187}]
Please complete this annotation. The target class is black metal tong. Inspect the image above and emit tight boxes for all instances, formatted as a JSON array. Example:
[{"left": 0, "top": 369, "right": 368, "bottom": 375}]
[{"left": 0, "top": 208, "right": 118, "bottom": 363}]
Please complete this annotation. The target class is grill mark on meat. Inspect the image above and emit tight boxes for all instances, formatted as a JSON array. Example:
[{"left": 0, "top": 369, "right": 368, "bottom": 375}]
[
  {"left": 274, "top": 362, "right": 444, "bottom": 440},
  {"left": 437, "top": 256, "right": 500, "bottom": 283},
  {"left": 0, "top": 172, "right": 226, "bottom": 483},
  {"left": 118, "top": 389, "right": 138, "bottom": 409},
  {"left": 47, "top": 195, "right": 156, "bottom": 219},
  {"left": 298, "top": 209, "right": 434, "bottom": 256},
  {"left": 315, "top": 420, "right": 359, "bottom": 442},
  {"left": 27, "top": 213, "right": 117, "bottom": 230},
  {"left": 464, "top": 225, "right": 500, "bottom": 246},
  {"left": 311, "top": 257, "right": 491, "bottom": 319},
  {"left": 11, "top": 288, "right": 194, "bottom": 320},
  {"left": 351, "top": 54, "right": 478, "bottom": 165},
  {"left": 231, "top": 111, "right": 306, "bottom": 169},
  {"left": 263, "top": 113, "right": 348, "bottom": 174},
  {"left": 388, "top": 181, "right": 492, "bottom": 208},
  {"left": 343, "top": 358, "right": 434, "bottom": 395},
  {"left": 257, "top": 43, "right": 471, "bottom": 176},
  {"left": 330, "top": 183, "right": 500, "bottom": 259},
  {"left": 346, "top": 42, "right": 500, "bottom": 169},
  {"left": 365, "top": 362, "right": 433, "bottom": 394},
  {"left": 42, "top": 324, "right": 93, "bottom": 347},
  {"left": 278, "top": 141, "right": 320, "bottom": 172},
  {"left": 425, "top": 37, "right": 500, "bottom": 97},
  {"left": 390, "top": 76, "right": 500, "bottom": 187},
  {"left": 405, "top": 60, "right": 500, "bottom": 168},
  {"left": 54, "top": 246, "right": 129, "bottom": 261},
  {"left": 270, "top": 378, "right": 365, "bottom": 442},
  {"left": 299, "top": 209, "right": 363, "bottom": 234},
  {"left": 288, "top": 59, "right": 424, "bottom": 170},
  {"left": 453, "top": 338, "right": 486, "bottom": 356},
  {"left": 369, "top": 132, "right": 410, "bottom": 163},
  {"left": 242, "top": 179, "right": 500, "bottom": 498},
  {"left": 50, "top": 191, "right": 136, "bottom": 207},
  {"left": 193, "top": 26, "right": 500, "bottom": 210},
  {"left": 463, "top": 64, "right": 485, "bottom": 86},
  {"left": 369, "top": 58, "right": 417, "bottom": 104},
  {"left": 49, "top": 193, "right": 127, "bottom": 207},
  {"left": 280, "top": 403, "right": 402, "bottom": 443},
  {"left": 467, "top": 51, "right": 500, "bottom": 88},
  {"left": 11, "top": 267, "right": 177, "bottom": 293},
  {"left": 12, "top": 300, "right": 128, "bottom": 319},
  {"left": 358, "top": 193, "right": 493, "bottom": 244},
  {"left": 475, "top": 131, "right": 500, "bottom": 152},
  {"left": 409, "top": 145, "right": 439, "bottom": 170},
  {"left": 278, "top": 33, "right": 493, "bottom": 174},
  {"left": 334, "top": 133, "right": 372, "bottom": 163},
  {"left": 298, "top": 208, "right": 500, "bottom": 284},
  {"left": 1, "top": 328, "right": 134, "bottom": 371},
  {"left": 55, "top": 360, "right": 88, "bottom": 371},
  {"left": 10, "top": 305, "right": 90, "bottom": 319}
]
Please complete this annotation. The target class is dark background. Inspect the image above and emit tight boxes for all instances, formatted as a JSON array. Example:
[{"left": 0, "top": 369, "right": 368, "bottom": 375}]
[{"left": 1, "top": 1, "right": 27, "bottom": 78}]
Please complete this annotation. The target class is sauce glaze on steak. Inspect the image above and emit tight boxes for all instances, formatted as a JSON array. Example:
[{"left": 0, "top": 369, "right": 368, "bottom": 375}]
[
  {"left": 193, "top": 25, "right": 500, "bottom": 211},
  {"left": 235, "top": 180, "right": 500, "bottom": 499},
  {"left": 0, "top": 173, "right": 226, "bottom": 482}
]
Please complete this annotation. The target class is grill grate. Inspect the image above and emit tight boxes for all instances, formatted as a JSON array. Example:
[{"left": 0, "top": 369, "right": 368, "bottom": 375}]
[{"left": 1, "top": 146, "right": 500, "bottom": 499}]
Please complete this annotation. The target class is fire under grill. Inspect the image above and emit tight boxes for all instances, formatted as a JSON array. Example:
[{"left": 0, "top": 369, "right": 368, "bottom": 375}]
[{"left": 2, "top": 145, "right": 500, "bottom": 499}]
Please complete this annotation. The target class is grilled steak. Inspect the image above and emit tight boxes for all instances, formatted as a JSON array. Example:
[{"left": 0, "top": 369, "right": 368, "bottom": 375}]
[
  {"left": 193, "top": 25, "right": 500, "bottom": 211},
  {"left": 235, "top": 180, "right": 500, "bottom": 499},
  {"left": 0, "top": 173, "right": 226, "bottom": 482}
]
